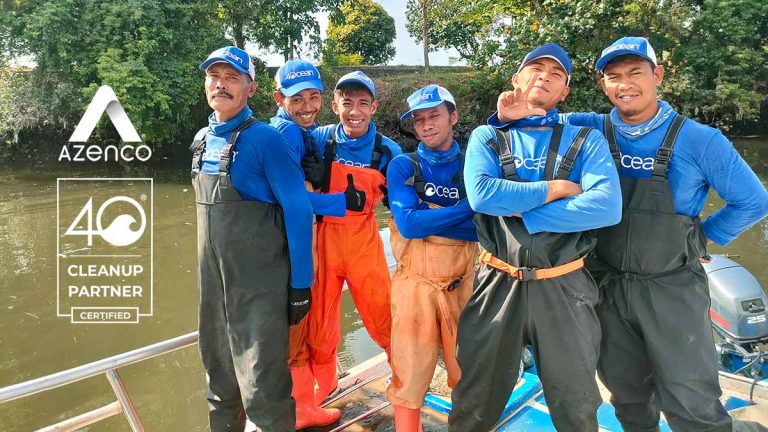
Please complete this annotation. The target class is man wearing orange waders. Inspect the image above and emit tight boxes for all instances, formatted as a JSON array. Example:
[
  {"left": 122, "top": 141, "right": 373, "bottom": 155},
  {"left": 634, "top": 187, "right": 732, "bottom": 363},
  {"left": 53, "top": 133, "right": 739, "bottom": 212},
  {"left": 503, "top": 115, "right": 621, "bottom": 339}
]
[
  {"left": 270, "top": 60, "right": 367, "bottom": 429},
  {"left": 448, "top": 44, "right": 622, "bottom": 432},
  {"left": 386, "top": 85, "right": 478, "bottom": 432},
  {"left": 309, "top": 71, "right": 403, "bottom": 404}
]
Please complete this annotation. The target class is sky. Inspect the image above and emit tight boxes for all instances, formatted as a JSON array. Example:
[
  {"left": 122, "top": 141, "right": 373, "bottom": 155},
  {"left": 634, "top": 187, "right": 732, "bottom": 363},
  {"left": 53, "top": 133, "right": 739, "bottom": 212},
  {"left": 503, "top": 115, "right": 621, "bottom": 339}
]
[{"left": 256, "top": 0, "right": 464, "bottom": 67}]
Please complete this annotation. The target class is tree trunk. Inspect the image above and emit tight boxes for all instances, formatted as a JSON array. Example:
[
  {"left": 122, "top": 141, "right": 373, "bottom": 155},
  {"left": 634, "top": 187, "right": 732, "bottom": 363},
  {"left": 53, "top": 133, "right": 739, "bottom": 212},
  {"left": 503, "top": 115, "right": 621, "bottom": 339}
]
[
  {"left": 421, "top": 0, "right": 430, "bottom": 70},
  {"left": 233, "top": 22, "right": 246, "bottom": 49}
]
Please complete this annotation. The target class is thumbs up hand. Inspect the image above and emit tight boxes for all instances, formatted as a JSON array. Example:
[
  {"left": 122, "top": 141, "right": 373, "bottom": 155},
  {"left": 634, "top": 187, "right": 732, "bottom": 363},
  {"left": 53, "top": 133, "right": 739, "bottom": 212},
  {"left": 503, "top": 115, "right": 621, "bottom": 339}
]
[{"left": 344, "top": 174, "right": 366, "bottom": 212}]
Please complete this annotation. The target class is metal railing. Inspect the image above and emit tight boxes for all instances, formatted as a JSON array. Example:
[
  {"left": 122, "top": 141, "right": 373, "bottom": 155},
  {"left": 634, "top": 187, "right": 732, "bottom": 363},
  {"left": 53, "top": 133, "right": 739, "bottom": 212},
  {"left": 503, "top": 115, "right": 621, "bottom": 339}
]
[{"left": 0, "top": 332, "right": 199, "bottom": 431}]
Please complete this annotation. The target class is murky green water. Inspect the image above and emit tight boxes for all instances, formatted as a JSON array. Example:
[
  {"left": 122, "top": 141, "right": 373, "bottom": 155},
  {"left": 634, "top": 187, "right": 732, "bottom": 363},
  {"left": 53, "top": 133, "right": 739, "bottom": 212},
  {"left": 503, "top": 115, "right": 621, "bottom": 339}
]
[{"left": 0, "top": 137, "right": 766, "bottom": 431}]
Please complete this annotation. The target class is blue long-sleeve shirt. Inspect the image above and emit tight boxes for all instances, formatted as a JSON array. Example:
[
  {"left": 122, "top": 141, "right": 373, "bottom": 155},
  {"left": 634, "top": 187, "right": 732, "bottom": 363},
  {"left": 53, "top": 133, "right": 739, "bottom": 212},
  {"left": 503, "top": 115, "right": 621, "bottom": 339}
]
[
  {"left": 196, "top": 106, "right": 313, "bottom": 289},
  {"left": 387, "top": 141, "right": 477, "bottom": 241},
  {"left": 311, "top": 122, "right": 402, "bottom": 171},
  {"left": 464, "top": 124, "right": 622, "bottom": 234},
  {"left": 558, "top": 110, "right": 768, "bottom": 246},
  {"left": 269, "top": 108, "right": 345, "bottom": 217}
]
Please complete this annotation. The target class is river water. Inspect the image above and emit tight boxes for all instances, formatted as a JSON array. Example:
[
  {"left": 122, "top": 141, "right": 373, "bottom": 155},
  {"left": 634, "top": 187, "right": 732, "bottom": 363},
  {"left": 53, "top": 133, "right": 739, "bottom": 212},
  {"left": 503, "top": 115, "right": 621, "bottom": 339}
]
[{"left": 1, "top": 137, "right": 766, "bottom": 431}]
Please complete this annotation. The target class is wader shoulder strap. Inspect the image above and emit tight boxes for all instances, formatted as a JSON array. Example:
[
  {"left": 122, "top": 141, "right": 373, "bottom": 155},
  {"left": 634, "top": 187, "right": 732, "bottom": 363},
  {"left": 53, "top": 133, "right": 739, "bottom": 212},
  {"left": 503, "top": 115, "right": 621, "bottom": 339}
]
[
  {"left": 652, "top": 114, "right": 687, "bottom": 179},
  {"left": 487, "top": 128, "right": 520, "bottom": 181},
  {"left": 219, "top": 117, "right": 258, "bottom": 177},
  {"left": 450, "top": 152, "right": 467, "bottom": 199},
  {"left": 543, "top": 123, "right": 564, "bottom": 181},
  {"left": 406, "top": 152, "right": 427, "bottom": 200},
  {"left": 370, "top": 133, "right": 392, "bottom": 175},
  {"left": 190, "top": 127, "right": 209, "bottom": 172},
  {"left": 554, "top": 127, "right": 591, "bottom": 180},
  {"left": 604, "top": 116, "right": 620, "bottom": 169},
  {"left": 319, "top": 124, "right": 341, "bottom": 193}
]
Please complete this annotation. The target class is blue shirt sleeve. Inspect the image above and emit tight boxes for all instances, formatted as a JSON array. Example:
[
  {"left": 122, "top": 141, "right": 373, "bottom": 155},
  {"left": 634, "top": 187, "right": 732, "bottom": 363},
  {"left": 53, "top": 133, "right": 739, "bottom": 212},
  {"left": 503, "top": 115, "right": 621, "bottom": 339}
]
[
  {"left": 260, "top": 132, "right": 314, "bottom": 289},
  {"left": 388, "top": 155, "right": 475, "bottom": 239},
  {"left": 698, "top": 131, "right": 768, "bottom": 246},
  {"left": 464, "top": 126, "right": 550, "bottom": 215},
  {"left": 520, "top": 130, "right": 622, "bottom": 233},
  {"left": 308, "top": 192, "right": 346, "bottom": 217},
  {"left": 558, "top": 112, "right": 605, "bottom": 131}
]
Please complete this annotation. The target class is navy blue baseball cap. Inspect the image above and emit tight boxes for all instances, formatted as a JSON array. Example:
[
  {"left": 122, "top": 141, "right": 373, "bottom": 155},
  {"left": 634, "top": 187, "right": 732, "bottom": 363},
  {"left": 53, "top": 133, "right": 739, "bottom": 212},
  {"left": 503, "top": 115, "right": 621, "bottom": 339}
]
[
  {"left": 276, "top": 59, "right": 324, "bottom": 97},
  {"left": 596, "top": 36, "right": 657, "bottom": 73},
  {"left": 400, "top": 85, "right": 456, "bottom": 121},
  {"left": 518, "top": 43, "right": 573, "bottom": 85},
  {"left": 200, "top": 46, "right": 255, "bottom": 80},
  {"left": 335, "top": 71, "right": 376, "bottom": 99}
]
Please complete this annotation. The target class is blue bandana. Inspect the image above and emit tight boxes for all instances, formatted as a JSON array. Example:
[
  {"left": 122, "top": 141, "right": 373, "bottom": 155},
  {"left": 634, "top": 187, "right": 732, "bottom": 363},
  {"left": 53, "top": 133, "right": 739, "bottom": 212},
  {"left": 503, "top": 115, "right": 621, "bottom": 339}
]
[
  {"left": 610, "top": 100, "right": 675, "bottom": 140},
  {"left": 416, "top": 140, "right": 460, "bottom": 165},
  {"left": 490, "top": 108, "right": 560, "bottom": 129}
]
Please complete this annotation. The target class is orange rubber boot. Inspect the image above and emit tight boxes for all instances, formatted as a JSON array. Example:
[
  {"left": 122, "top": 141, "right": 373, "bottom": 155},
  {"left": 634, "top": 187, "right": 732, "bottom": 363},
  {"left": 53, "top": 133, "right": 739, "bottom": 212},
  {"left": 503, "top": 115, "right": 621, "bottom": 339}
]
[
  {"left": 291, "top": 365, "right": 341, "bottom": 430},
  {"left": 312, "top": 361, "right": 339, "bottom": 405},
  {"left": 394, "top": 405, "right": 423, "bottom": 432}
]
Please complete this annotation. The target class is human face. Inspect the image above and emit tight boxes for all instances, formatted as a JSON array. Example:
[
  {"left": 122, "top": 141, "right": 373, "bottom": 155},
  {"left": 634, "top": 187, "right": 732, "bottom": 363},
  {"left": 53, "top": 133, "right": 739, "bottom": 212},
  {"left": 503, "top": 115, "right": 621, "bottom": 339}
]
[
  {"left": 204, "top": 63, "right": 256, "bottom": 122},
  {"left": 512, "top": 58, "right": 569, "bottom": 111},
  {"left": 600, "top": 58, "right": 664, "bottom": 124},
  {"left": 273, "top": 88, "right": 322, "bottom": 129},
  {"left": 411, "top": 103, "right": 458, "bottom": 151},
  {"left": 332, "top": 90, "right": 378, "bottom": 139}
]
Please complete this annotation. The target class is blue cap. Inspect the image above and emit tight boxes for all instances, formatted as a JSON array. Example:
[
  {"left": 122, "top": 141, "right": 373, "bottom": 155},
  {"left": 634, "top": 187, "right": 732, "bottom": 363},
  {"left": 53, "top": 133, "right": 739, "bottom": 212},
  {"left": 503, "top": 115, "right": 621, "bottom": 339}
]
[
  {"left": 275, "top": 60, "right": 324, "bottom": 97},
  {"left": 200, "top": 46, "right": 255, "bottom": 80},
  {"left": 400, "top": 85, "right": 456, "bottom": 121},
  {"left": 596, "top": 36, "right": 657, "bottom": 72},
  {"left": 518, "top": 43, "right": 572, "bottom": 85},
  {"left": 335, "top": 71, "right": 376, "bottom": 99}
]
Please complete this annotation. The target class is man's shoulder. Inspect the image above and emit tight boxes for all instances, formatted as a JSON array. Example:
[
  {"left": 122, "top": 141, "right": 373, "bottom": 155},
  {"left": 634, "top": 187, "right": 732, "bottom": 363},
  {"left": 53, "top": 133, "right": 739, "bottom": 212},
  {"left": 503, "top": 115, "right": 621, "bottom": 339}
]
[
  {"left": 469, "top": 125, "right": 496, "bottom": 143},
  {"left": 238, "top": 122, "right": 286, "bottom": 146},
  {"left": 679, "top": 116, "right": 720, "bottom": 139},
  {"left": 388, "top": 153, "right": 416, "bottom": 178},
  {"left": 377, "top": 134, "right": 403, "bottom": 154}
]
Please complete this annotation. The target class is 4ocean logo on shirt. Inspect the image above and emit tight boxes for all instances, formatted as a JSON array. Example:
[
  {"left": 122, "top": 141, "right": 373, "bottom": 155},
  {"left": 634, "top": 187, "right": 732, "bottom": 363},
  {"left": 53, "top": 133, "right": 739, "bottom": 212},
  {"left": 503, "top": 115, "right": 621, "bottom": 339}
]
[{"left": 60, "top": 85, "right": 152, "bottom": 162}]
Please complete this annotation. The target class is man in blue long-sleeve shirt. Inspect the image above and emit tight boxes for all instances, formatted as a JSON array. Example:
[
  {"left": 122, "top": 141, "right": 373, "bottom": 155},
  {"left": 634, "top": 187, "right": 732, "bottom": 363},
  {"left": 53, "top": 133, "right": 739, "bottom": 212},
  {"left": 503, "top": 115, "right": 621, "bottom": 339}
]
[
  {"left": 386, "top": 85, "right": 478, "bottom": 431},
  {"left": 191, "top": 46, "right": 313, "bottom": 432},
  {"left": 448, "top": 43, "right": 621, "bottom": 432},
  {"left": 496, "top": 36, "right": 768, "bottom": 432}
]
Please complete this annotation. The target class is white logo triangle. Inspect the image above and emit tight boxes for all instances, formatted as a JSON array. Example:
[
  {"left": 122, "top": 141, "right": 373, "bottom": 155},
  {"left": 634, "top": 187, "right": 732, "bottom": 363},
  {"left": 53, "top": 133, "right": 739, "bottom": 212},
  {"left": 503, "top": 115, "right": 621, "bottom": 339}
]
[{"left": 69, "top": 85, "right": 141, "bottom": 142}]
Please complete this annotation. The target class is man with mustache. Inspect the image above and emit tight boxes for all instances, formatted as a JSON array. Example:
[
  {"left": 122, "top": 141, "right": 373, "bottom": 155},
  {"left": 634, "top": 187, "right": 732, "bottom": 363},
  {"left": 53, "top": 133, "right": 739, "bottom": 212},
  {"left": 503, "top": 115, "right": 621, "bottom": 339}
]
[
  {"left": 497, "top": 36, "right": 768, "bottom": 432},
  {"left": 308, "top": 71, "right": 402, "bottom": 405},
  {"left": 449, "top": 43, "right": 622, "bottom": 432},
  {"left": 191, "top": 46, "right": 313, "bottom": 431},
  {"left": 269, "top": 59, "right": 365, "bottom": 430}
]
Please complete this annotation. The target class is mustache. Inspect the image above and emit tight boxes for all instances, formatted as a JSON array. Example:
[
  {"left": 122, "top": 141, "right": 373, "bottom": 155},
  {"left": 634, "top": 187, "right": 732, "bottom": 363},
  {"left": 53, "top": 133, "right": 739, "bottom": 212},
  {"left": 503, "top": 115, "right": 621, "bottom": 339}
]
[{"left": 211, "top": 90, "right": 232, "bottom": 99}]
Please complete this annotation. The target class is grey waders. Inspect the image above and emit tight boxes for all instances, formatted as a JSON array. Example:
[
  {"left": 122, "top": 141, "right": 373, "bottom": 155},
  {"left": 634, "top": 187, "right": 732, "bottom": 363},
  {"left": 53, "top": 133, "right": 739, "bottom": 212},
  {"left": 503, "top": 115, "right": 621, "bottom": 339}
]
[
  {"left": 449, "top": 125, "right": 603, "bottom": 432},
  {"left": 191, "top": 118, "right": 295, "bottom": 432},
  {"left": 592, "top": 114, "right": 732, "bottom": 432}
]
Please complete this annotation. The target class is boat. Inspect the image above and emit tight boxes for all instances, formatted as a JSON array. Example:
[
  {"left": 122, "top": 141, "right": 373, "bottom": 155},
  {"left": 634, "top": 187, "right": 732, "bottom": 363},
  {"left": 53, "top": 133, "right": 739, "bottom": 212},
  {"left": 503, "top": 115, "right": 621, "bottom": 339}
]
[{"left": 1, "top": 229, "right": 766, "bottom": 431}]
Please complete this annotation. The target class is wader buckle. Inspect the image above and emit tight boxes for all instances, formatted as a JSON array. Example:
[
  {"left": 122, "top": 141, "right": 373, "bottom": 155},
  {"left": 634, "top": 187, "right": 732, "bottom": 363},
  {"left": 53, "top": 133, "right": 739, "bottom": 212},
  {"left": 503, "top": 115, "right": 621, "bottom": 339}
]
[
  {"left": 445, "top": 277, "right": 464, "bottom": 291},
  {"left": 515, "top": 267, "right": 537, "bottom": 281}
]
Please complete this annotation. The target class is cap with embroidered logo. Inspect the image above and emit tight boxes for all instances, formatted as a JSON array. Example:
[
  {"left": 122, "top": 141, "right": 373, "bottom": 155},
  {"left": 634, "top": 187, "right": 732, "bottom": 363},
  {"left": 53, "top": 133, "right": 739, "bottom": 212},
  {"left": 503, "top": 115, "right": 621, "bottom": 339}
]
[
  {"left": 518, "top": 43, "right": 572, "bottom": 85},
  {"left": 335, "top": 71, "right": 376, "bottom": 99},
  {"left": 200, "top": 46, "right": 255, "bottom": 80},
  {"left": 596, "top": 36, "right": 657, "bottom": 73},
  {"left": 400, "top": 85, "right": 456, "bottom": 121},
  {"left": 276, "top": 59, "right": 324, "bottom": 97}
]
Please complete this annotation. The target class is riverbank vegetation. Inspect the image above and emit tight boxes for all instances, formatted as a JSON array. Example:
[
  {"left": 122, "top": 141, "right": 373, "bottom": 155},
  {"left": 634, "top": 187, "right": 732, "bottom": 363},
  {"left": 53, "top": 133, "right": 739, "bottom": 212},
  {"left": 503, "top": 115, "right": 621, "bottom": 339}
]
[{"left": 0, "top": 0, "right": 766, "bottom": 158}]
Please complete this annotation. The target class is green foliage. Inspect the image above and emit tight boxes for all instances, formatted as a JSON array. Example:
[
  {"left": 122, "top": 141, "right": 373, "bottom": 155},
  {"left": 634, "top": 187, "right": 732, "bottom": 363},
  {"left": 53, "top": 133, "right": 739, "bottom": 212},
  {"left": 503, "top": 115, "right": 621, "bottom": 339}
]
[
  {"left": 320, "top": 39, "right": 363, "bottom": 67},
  {"left": 0, "top": 0, "right": 228, "bottom": 149},
  {"left": 327, "top": 0, "right": 397, "bottom": 65}
]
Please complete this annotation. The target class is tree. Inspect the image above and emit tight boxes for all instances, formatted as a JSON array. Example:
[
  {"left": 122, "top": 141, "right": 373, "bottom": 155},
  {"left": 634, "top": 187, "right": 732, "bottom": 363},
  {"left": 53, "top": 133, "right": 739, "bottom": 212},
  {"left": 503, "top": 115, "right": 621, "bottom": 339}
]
[
  {"left": 326, "top": 0, "right": 396, "bottom": 65},
  {"left": 0, "top": 0, "right": 230, "bottom": 146},
  {"left": 405, "top": 0, "right": 431, "bottom": 69}
]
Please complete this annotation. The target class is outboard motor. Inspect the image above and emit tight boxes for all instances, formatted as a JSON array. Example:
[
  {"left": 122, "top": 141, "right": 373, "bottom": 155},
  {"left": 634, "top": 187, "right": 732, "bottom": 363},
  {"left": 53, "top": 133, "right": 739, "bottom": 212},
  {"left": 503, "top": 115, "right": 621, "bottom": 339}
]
[{"left": 703, "top": 255, "right": 768, "bottom": 378}]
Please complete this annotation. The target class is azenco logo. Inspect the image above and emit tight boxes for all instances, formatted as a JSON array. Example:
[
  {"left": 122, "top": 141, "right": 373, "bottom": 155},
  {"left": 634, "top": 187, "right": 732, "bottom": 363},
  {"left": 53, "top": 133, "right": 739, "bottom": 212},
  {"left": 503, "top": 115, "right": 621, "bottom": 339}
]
[
  {"left": 61, "top": 85, "right": 151, "bottom": 162},
  {"left": 424, "top": 182, "right": 460, "bottom": 199}
]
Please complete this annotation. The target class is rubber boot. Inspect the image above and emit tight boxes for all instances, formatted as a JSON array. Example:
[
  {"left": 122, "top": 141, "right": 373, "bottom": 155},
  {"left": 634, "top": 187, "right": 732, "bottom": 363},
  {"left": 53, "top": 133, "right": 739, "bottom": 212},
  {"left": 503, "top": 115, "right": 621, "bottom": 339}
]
[
  {"left": 291, "top": 365, "right": 341, "bottom": 430},
  {"left": 312, "top": 361, "right": 339, "bottom": 405},
  {"left": 394, "top": 405, "right": 423, "bottom": 432}
]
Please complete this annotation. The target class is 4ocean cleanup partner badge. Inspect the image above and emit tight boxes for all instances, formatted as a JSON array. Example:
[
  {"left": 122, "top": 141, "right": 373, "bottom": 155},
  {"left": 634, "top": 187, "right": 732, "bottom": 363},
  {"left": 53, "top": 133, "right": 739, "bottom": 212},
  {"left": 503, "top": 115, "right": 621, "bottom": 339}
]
[{"left": 57, "top": 179, "right": 153, "bottom": 323}]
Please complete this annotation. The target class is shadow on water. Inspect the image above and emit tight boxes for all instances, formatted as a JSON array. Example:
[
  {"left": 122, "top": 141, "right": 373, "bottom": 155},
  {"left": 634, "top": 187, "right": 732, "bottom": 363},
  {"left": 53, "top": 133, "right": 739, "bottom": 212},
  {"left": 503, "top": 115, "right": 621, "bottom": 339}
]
[{"left": 0, "top": 137, "right": 766, "bottom": 430}]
